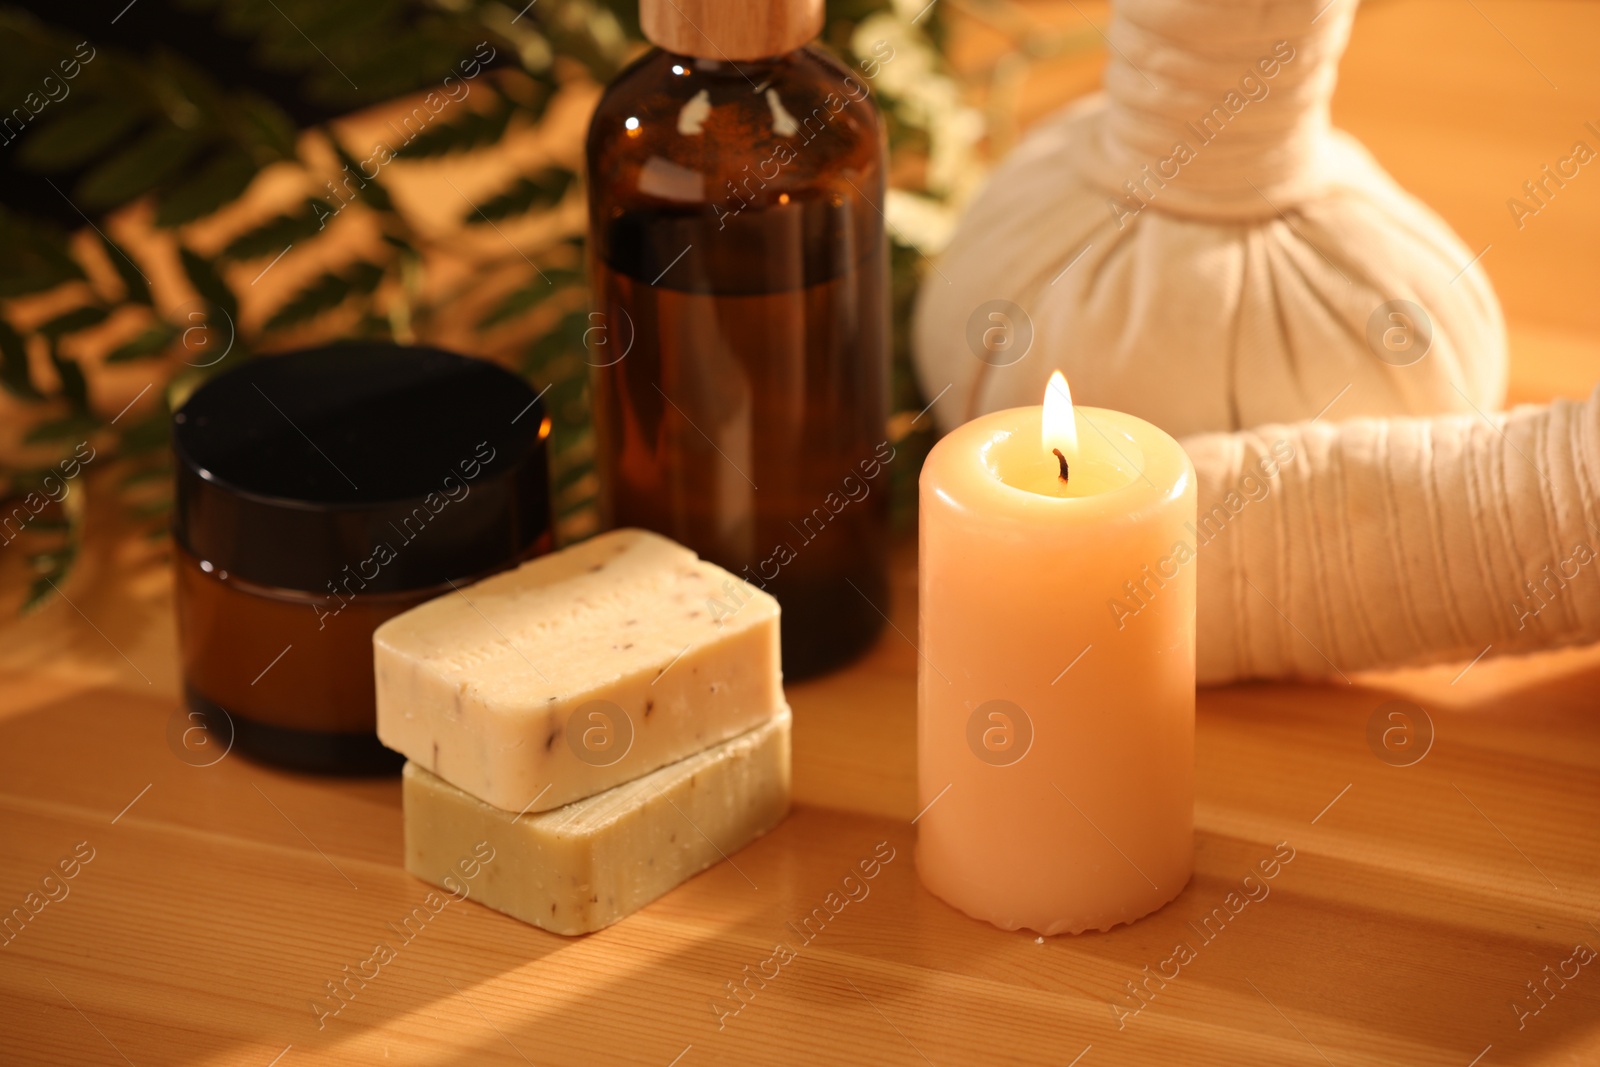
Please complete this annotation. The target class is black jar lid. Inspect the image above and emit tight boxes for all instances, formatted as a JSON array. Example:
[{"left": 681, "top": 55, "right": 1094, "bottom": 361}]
[{"left": 172, "top": 343, "right": 551, "bottom": 594}]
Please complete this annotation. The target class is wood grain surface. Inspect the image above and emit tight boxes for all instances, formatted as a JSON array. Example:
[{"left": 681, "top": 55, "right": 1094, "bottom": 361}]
[{"left": 3, "top": 1, "right": 1599, "bottom": 1065}]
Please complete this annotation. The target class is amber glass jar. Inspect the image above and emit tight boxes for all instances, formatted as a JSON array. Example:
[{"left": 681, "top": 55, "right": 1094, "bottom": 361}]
[
  {"left": 172, "top": 343, "right": 551, "bottom": 773},
  {"left": 586, "top": 0, "right": 890, "bottom": 679}
]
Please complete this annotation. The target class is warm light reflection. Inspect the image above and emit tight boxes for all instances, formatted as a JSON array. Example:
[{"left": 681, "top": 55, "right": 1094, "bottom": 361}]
[{"left": 1041, "top": 370, "right": 1078, "bottom": 463}]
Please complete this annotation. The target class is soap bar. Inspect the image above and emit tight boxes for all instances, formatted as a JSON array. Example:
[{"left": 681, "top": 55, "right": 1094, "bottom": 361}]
[
  {"left": 375, "top": 528, "right": 782, "bottom": 812},
  {"left": 404, "top": 707, "right": 790, "bottom": 935}
]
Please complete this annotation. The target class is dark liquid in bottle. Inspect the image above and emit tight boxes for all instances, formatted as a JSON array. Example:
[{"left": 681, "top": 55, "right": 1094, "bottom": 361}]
[
  {"left": 592, "top": 187, "right": 889, "bottom": 675},
  {"left": 588, "top": 47, "right": 896, "bottom": 675}
]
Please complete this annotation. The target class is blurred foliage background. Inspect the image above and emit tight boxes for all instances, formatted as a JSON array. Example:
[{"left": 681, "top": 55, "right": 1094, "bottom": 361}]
[{"left": 0, "top": 0, "right": 1100, "bottom": 610}]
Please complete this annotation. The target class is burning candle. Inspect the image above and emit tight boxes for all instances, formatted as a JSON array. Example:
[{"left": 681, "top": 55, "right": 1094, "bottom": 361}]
[{"left": 916, "top": 372, "right": 1197, "bottom": 934}]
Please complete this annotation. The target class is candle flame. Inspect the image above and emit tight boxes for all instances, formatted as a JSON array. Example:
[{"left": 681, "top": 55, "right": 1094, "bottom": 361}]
[{"left": 1042, "top": 370, "right": 1078, "bottom": 461}]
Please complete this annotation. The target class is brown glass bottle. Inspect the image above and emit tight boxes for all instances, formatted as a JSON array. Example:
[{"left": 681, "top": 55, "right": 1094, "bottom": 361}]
[{"left": 586, "top": 14, "right": 890, "bottom": 679}]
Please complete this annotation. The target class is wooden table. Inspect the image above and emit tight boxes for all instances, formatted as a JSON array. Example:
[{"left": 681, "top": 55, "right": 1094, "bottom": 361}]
[{"left": 3, "top": 1, "right": 1600, "bottom": 1064}]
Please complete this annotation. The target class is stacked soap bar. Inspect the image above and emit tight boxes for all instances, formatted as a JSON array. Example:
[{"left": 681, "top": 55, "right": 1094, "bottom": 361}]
[
  {"left": 376, "top": 529, "right": 790, "bottom": 934},
  {"left": 404, "top": 710, "right": 790, "bottom": 936}
]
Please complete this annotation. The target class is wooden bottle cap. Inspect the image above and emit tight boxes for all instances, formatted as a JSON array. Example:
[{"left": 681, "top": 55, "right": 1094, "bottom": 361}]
[{"left": 640, "top": 0, "right": 824, "bottom": 60}]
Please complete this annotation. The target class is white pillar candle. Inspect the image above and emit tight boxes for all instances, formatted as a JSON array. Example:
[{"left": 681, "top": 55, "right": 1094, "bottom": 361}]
[{"left": 917, "top": 372, "right": 1197, "bottom": 934}]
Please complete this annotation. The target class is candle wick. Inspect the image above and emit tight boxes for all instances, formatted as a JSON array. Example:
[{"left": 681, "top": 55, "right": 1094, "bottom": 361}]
[{"left": 1052, "top": 448, "right": 1069, "bottom": 483}]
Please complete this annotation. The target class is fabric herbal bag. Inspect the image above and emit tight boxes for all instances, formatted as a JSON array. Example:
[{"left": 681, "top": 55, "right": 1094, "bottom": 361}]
[{"left": 912, "top": 0, "right": 1506, "bottom": 438}]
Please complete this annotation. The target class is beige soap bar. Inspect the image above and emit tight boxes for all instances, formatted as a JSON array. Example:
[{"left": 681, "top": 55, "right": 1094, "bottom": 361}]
[
  {"left": 404, "top": 707, "right": 790, "bottom": 935},
  {"left": 375, "top": 528, "right": 782, "bottom": 812}
]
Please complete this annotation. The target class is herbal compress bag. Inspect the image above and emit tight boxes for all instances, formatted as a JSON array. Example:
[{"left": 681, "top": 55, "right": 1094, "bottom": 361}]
[
  {"left": 912, "top": 0, "right": 1505, "bottom": 435},
  {"left": 1181, "top": 389, "right": 1600, "bottom": 684},
  {"left": 914, "top": 0, "right": 1600, "bottom": 682}
]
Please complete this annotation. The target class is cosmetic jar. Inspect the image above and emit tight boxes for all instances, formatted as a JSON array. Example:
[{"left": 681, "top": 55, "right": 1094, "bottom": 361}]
[{"left": 172, "top": 342, "right": 551, "bottom": 773}]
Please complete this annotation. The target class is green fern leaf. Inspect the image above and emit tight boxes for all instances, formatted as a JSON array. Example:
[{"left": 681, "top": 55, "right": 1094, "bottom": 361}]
[
  {"left": 155, "top": 151, "right": 260, "bottom": 228},
  {"left": 394, "top": 97, "right": 514, "bottom": 159},
  {"left": 179, "top": 247, "right": 240, "bottom": 322},
  {"left": 38, "top": 306, "right": 109, "bottom": 339},
  {"left": 100, "top": 234, "right": 153, "bottom": 306},
  {"left": 263, "top": 272, "right": 350, "bottom": 333},
  {"left": 465, "top": 168, "right": 574, "bottom": 224},
  {"left": 0, "top": 319, "right": 42, "bottom": 400},
  {"left": 17, "top": 96, "right": 147, "bottom": 173},
  {"left": 77, "top": 127, "right": 203, "bottom": 210},
  {"left": 220, "top": 200, "right": 331, "bottom": 260}
]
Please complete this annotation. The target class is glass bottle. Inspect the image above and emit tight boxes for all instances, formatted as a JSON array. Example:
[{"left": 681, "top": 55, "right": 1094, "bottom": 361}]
[{"left": 586, "top": 0, "right": 890, "bottom": 679}]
